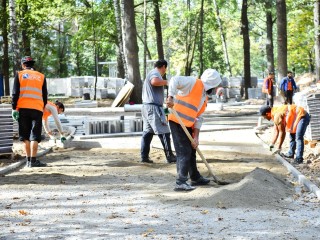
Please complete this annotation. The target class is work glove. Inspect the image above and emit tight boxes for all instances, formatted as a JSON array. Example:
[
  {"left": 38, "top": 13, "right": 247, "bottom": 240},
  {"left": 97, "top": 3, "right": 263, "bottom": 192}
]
[
  {"left": 269, "top": 144, "right": 274, "bottom": 151},
  {"left": 267, "top": 94, "right": 272, "bottom": 99},
  {"left": 163, "top": 107, "right": 169, "bottom": 115},
  {"left": 12, "top": 110, "right": 19, "bottom": 121},
  {"left": 60, "top": 137, "right": 67, "bottom": 143}
]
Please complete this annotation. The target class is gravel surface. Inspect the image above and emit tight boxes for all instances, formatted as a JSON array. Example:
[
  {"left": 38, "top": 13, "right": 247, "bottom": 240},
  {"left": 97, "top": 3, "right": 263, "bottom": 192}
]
[{"left": 1, "top": 98, "right": 320, "bottom": 239}]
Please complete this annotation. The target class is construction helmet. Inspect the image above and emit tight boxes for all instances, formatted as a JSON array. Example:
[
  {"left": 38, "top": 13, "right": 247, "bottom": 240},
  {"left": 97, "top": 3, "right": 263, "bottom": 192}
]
[
  {"left": 200, "top": 69, "right": 222, "bottom": 91},
  {"left": 21, "top": 56, "right": 35, "bottom": 64}
]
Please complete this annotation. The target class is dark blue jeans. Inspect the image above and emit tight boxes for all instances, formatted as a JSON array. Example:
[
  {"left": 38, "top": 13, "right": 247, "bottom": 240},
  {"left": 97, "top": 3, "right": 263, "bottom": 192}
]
[
  {"left": 169, "top": 120, "right": 201, "bottom": 184},
  {"left": 287, "top": 113, "right": 310, "bottom": 160}
]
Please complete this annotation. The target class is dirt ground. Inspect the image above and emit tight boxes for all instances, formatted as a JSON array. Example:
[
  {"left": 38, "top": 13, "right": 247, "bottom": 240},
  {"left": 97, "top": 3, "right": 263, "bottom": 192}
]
[{"left": 1, "top": 97, "right": 320, "bottom": 238}]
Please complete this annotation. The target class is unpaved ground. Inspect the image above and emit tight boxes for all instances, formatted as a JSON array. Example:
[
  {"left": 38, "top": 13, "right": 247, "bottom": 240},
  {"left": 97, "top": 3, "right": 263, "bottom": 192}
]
[
  {"left": 1, "top": 129, "right": 320, "bottom": 239},
  {"left": 1, "top": 98, "right": 320, "bottom": 239},
  {"left": 258, "top": 125, "right": 320, "bottom": 190}
]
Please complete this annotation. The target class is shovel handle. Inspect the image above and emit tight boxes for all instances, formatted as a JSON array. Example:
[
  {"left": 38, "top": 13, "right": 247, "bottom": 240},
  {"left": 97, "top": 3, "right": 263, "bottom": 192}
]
[{"left": 170, "top": 108, "right": 218, "bottom": 182}]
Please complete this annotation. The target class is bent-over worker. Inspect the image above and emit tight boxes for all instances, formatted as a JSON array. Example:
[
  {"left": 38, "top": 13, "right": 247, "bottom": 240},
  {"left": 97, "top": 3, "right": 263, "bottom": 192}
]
[
  {"left": 43, "top": 100, "right": 66, "bottom": 142},
  {"left": 259, "top": 104, "right": 310, "bottom": 164}
]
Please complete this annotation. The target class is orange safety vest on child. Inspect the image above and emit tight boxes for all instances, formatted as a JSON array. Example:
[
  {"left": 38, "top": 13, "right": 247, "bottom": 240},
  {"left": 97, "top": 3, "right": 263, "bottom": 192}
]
[
  {"left": 42, "top": 101, "right": 57, "bottom": 120},
  {"left": 168, "top": 79, "right": 207, "bottom": 127},
  {"left": 271, "top": 104, "right": 306, "bottom": 133},
  {"left": 16, "top": 69, "right": 45, "bottom": 112}
]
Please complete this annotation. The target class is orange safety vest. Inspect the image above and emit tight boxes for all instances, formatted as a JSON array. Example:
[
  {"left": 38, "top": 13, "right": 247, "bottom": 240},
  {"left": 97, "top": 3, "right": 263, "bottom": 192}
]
[
  {"left": 271, "top": 104, "right": 306, "bottom": 133},
  {"left": 42, "top": 101, "right": 56, "bottom": 120},
  {"left": 168, "top": 79, "right": 207, "bottom": 127},
  {"left": 16, "top": 69, "right": 45, "bottom": 112},
  {"left": 262, "top": 77, "right": 273, "bottom": 94}
]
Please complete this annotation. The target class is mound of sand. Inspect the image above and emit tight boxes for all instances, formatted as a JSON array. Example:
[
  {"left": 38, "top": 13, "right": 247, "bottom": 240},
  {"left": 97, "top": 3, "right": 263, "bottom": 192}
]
[{"left": 193, "top": 168, "right": 294, "bottom": 209}]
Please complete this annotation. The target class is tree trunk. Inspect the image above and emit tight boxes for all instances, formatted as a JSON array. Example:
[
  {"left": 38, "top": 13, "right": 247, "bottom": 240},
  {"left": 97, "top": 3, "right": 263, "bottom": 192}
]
[
  {"left": 2, "top": 0, "right": 10, "bottom": 95},
  {"left": 143, "top": 0, "right": 147, "bottom": 79},
  {"left": 213, "top": 0, "right": 232, "bottom": 76},
  {"left": 9, "top": 0, "right": 20, "bottom": 74},
  {"left": 276, "top": 0, "right": 287, "bottom": 81},
  {"left": 113, "top": 0, "right": 126, "bottom": 78},
  {"left": 199, "top": 0, "right": 204, "bottom": 74},
  {"left": 153, "top": 0, "right": 164, "bottom": 60},
  {"left": 265, "top": 0, "right": 275, "bottom": 74},
  {"left": 314, "top": 0, "right": 320, "bottom": 81},
  {"left": 21, "top": 0, "right": 31, "bottom": 56},
  {"left": 241, "top": 0, "right": 251, "bottom": 99},
  {"left": 121, "top": 0, "right": 142, "bottom": 104},
  {"left": 185, "top": 0, "right": 191, "bottom": 75}
]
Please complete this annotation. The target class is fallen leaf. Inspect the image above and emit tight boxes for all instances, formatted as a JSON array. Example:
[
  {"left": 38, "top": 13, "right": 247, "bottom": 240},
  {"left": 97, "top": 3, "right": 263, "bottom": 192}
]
[{"left": 19, "top": 210, "right": 28, "bottom": 216}]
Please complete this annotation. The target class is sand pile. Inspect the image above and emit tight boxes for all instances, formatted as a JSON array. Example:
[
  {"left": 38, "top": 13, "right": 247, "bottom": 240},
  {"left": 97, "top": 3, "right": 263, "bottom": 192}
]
[{"left": 192, "top": 168, "right": 294, "bottom": 209}]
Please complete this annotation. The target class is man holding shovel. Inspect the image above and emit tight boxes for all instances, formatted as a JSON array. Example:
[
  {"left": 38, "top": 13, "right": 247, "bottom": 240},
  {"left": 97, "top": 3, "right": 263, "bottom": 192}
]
[{"left": 166, "top": 69, "right": 222, "bottom": 191}]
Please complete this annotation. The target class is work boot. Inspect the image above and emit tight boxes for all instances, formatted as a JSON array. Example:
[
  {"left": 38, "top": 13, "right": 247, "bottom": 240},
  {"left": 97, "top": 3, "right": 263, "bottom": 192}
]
[
  {"left": 166, "top": 154, "right": 176, "bottom": 163},
  {"left": 174, "top": 182, "right": 196, "bottom": 191},
  {"left": 140, "top": 158, "right": 153, "bottom": 163},
  {"left": 293, "top": 158, "right": 303, "bottom": 165},
  {"left": 191, "top": 176, "right": 210, "bottom": 186},
  {"left": 280, "top": 153, "right": 294, "bottom": 159},
  {"left": 29, "top": 160, "right": 47, "bottom": 167}
]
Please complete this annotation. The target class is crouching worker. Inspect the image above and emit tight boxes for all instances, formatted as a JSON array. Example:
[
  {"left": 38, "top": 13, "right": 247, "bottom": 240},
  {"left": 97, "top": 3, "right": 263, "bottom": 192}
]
[
  {"left": 259, "top": 104, "right": 310, "bottom": 164},
  {"left": 166, "top": 69, "right": 222, "bottom": 191},
  {"left": 43, "top": 100, "right": 66, "bottom": 143}
]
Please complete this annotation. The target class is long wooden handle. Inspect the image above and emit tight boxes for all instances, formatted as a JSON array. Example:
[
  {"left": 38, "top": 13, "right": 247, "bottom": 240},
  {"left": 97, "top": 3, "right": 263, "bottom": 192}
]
[{"left": 170, "top": 108, "right": 218, "bottom": 182}]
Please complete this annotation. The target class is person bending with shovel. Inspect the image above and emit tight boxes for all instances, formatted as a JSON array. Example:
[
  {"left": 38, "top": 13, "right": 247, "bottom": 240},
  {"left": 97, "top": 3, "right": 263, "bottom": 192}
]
[{"left": 166, "top": 69, "right": 222, "bottom": 191}]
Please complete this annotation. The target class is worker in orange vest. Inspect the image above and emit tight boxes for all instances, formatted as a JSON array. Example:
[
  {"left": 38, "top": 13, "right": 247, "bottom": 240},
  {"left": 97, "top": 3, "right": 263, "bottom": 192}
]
[
  {"left": 11, "top": 56, "right": 48, "bottom": 167},
  {"left": 166, "top": 69, "right": 222, "bottom": 191},
  {"left": 42, "top": 100, "right": 66, "bottom": 142},
  {"left": 259, "top": 104, "right": 310, "bottom": 164},
  {"left": 262, "top": 72, "right": 275, "bottom": 107}
]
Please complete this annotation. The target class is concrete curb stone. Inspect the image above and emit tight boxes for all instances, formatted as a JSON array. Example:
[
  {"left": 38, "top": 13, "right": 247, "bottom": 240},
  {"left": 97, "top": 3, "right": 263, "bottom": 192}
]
[{"left": 0, "top": 147, "right": 52, "bottom": 175}]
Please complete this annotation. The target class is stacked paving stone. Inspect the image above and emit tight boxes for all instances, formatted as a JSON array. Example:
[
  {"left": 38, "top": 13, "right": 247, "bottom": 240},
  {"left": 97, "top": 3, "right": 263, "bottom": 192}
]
[
  {"left": 305, "top": 93, "right": 320, "bottom": 140},
  {"left": 0, "top": 108, "right": 13, "bottom": 154}
]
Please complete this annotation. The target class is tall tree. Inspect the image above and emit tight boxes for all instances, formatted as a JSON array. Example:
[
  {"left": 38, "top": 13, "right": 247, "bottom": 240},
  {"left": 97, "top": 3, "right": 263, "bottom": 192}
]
[
  {"left": 121, "top": 0, "right": 142, "bottom": 104},
  {"left": 184, "top": 0, "right": 199, "bottom": 76},
  {"left": 241, "top": 0, "right": 251, "bottom": 99},
  {"left": 265, "top": 0, "right": 275, "bottom": 74},
  {"left": 2, "top": 0, "right": 10, "bottom": 95},
  {"left": 114, "top": 0, "right": 126, "bottom": 78},
  {"left": 8, "top": 0, "right": 20, "bottom": 74},
  {"left": 314, "top": 0, "right": 320, "bottom": 81},
  {"left": 199, "top": 0, "right": 204, "bottom": 74},
  {"left": 276, "top": 0, "right": 287, "bottom": 81},
  {"left": 153, "top": 0, "right": 164, "bottom": 60},
  {"left": 213, "top": 0, "right": 232, "bottom": 76},
  {"left": 20, "top": 0, "right": 31, "bottom": 56},
  {"left": 143, "top": 0, "right": 147, "bottom": 79}
]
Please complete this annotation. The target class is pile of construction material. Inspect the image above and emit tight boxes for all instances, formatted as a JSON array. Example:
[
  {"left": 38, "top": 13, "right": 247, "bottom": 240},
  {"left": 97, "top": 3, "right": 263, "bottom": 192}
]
[{"left": 0, "top": 108, "right": 13, "bottom": 155}]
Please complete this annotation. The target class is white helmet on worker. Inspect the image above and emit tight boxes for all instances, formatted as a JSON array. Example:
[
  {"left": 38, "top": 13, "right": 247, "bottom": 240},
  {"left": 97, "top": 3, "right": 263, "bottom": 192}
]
[{"left": 200, "top": 69, "right": 222, "bottom": 91}]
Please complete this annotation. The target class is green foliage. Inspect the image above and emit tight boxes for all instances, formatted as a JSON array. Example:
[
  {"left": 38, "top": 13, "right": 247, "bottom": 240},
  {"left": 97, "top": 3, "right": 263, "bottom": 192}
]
[{"left": 3, "top": 0, "right": 317, "bottom": 79}]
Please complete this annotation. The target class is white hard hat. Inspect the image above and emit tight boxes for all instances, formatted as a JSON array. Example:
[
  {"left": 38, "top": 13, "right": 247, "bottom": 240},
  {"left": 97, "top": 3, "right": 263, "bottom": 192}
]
[{"left": 200, "top": 69, "right": 222, "bottom": 91}]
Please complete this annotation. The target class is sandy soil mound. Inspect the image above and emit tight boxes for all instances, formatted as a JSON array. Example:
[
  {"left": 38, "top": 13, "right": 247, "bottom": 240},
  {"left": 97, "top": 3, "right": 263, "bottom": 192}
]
[{"left": 181, "top": 168, "right": 293, "bottom": 210}]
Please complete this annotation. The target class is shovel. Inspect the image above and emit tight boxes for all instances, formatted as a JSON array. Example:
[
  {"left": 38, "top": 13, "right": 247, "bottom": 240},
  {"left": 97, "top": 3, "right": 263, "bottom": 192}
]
[{"left": 170, "top": 108, "right": 229, "bottom": 185}]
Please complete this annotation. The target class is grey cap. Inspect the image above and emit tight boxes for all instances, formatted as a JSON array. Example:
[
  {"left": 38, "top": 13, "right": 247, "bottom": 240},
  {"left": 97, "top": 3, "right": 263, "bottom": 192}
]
[{"left": 259, "top": 105, "right": 271, "bottom": 116}]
